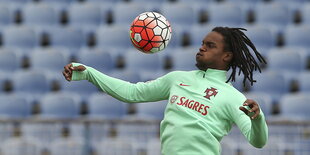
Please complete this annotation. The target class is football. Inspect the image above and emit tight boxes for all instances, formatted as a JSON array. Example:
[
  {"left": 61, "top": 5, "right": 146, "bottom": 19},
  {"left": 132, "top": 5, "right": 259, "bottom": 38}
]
[{"left": 129, "top": 12, "right": 172, "bottom": 54}]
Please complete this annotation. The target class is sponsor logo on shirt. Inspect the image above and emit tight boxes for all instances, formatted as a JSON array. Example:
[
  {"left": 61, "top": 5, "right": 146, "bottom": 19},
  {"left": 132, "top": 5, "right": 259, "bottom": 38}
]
[
  {"left": 204, "top": 87, "right": 218, "bottom": 100},
  {"left": 170, "top": 95, "right": 210, "bottom": 116},
  {"left": 170, "top": 95, "right": 178, "bottom": 104},
  {"left": 179, "top": 83, "right": 190, "bottom": 86}
]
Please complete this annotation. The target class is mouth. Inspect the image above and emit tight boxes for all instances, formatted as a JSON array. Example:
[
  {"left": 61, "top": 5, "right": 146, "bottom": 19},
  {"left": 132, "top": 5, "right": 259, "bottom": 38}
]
[{"left": 196, "top": 52, "right": 203, "bottom": 57}]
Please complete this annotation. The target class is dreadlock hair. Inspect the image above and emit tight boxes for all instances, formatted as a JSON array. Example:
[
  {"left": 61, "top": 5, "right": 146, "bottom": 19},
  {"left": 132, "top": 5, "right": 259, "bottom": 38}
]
[{"left": 212, "top": 27, "right": 267, "bottom": 86}]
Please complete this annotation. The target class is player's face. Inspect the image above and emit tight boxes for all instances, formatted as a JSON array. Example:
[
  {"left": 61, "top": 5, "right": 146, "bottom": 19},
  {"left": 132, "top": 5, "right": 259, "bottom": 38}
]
[{"left": 196, "top": 31, "right": 229, "bottom": 71}]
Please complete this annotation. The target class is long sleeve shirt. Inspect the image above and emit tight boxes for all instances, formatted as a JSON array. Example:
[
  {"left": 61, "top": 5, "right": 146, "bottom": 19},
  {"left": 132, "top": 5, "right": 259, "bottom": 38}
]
[{"left": 71, "top": 63, "right": 268, "bottom": 155}]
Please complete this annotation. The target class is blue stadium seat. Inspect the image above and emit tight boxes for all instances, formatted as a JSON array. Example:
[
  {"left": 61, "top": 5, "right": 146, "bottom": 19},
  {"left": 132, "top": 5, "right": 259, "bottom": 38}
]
[
  {"left": 254, "top": 2, "right": 291, "bottom": 35},
  {"left": 135, "top": 100, "right": 167, "bottom": 120},
  {"left": 12, "top": 70, "right": 51, "bottom": 104},
  {"left": 0, "top": 0, "right": 32, "bottom": 13},
  {"left": 125, "top": 51, "right": 162, "bottom": 72},
  {"left": 95, "top": 25, "right": 132, "bottom": 51},
  {"left": 0, "top": 123, "right": 14, "bottom": 144},
  {"left": 113, "top": 2, "right": 146, "bottom": 25},
  {"left": 21, "top": 122, "right": 63, "bottom": 148},
  {"left": 243, "top": 25, "right": 276, "bottom": 57},
  {"left": 267, "top": 48, "right": 307, "bottom": 72},
  {"left": 170, "top": 50, "right": 198, "bottom": 71},
  {"left": 284, "top": 25, "right": 310, "bottom": 48},
  {"left": 50, "top": 137, "right": 85, "bottom": 155},
  {"left": 22, "top": 3, "right": 59, "bottom": 35},
  {"left": 115, "top": 123, "right": 159, "bottom": 147},
  {"left": 0, "top": 49, "right": 20, "bottom": 74},
  {"left": 1, "top": 137, "right": 42, "bottom": 155},
  {"left": 77, "top": 50, "right": 114, "bottom": 73},
  {"left": 108, "top": 70, "right": 141, "bottom": 83},
  {"left": 189, "top": 24, "right": 214, "bottom": 47},
  {"left": 30, "top": 48, "right": 70, "bottom": 72},
  {"left": 71, "top": 123, "right": 111, "bottom": 146},
  {"left": 39, "top": 92, "right": 81, "bottom": 119},
  {"left": 3, "top": 26, "right": 38, "bottom": 52},
  {"left": 60, "top": 79, "right": 99, "bottom": 102},
  {"left": 273, "top": 0, "right": 306, "bottom": 14},
  {"left": 0, "top": 76, "right": 6, "bottom": 92},
  {"left": 160, "top": 2, "right": 196, "bottom": 26},
  {"left": 48, "top": 27, "right": 86, "bottom": 57},
  {"left": 40, "top": 0, "right": 77, "bottom": 13},
  {"left": 279, "top": 93, "right": 310, "bottom": 120},
  {"left": 244, "top": 92, "right": 273, "bottom": 116},
  {"left": 68, "top": 2, "right": 107, "bottom": 36},
  {"left": 0, "top": 94, "right": 31, "bottom": 119},
  {"left": 30, "top": 48, "right": 70, "bottom": 82},
  {"left": 96, "top": 138, "right": 138, "bottom": 155},
  {"left": 207, "top": 2, "right": 245, "bottom": 27},
  {"left": 297, "top": 72, "right": 310, "bottom": 92},
  {"left": 250, "top": 71, "right": 290, "bottom": 103},
  {"left": 88, "top": 93, "right": 128, "bottom": 120},
  {"left": 301, "top": 3, "right": 310, "bottom": 25},
  {"left": 146, "top": 138, "right": 161, "bottom": 155},
  {"left": 0, "top": 5, "right": 13, "bottom": 27}
]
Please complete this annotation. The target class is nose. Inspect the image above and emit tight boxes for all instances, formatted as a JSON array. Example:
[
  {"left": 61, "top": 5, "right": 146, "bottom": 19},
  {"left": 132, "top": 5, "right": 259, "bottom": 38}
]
[{"left": 199, "top": 46, "right": 206, "bottom": 52}]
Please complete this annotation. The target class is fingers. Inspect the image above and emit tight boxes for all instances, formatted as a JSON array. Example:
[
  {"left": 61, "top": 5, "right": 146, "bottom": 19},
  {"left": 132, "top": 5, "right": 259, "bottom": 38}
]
[
  {"left": 62, "top": 71, "right": 71, "bottom": 81},
  {"left": 239, "top": 106, "right": 249, "bottom": 115},
  {"left": 63, "top": 64, "right": 73, "bottom": 81},
  {"left": 242, "top": 99, "right": 260, "bottom": 120},
  {"left": 64, "top": 64, "right": 72, "bottom": 75},
  {"left": 71, "top": 65, "right": 86, "bottom": 72}
]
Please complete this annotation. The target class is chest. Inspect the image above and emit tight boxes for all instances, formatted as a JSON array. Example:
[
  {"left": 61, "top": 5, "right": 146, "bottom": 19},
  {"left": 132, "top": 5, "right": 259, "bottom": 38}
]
[{"left": 167, "top": 78, "right": 230, "bottom": 118}]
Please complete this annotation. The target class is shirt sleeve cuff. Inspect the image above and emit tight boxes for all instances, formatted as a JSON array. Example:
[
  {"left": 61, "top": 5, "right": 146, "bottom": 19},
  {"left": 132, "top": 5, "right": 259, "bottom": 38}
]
[{"left": 71, "top": 62, "right": 88, "bottom": 81}]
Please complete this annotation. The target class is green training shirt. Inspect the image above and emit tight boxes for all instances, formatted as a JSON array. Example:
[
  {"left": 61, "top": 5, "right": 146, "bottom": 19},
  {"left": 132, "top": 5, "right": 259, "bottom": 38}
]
[{"left": 71, "top": 63, "right": 268, "bottom": 155}]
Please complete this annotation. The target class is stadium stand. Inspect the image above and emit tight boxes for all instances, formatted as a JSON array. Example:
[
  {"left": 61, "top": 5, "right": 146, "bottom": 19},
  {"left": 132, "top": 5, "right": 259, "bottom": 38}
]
[
  {"left": 50, "top": 137, "right": 85, "bottom": 155},
  {"left": 22, "top": 3, "right": 59, "bottom": 36},
  {"left": 113, "top": 2, "right": 146, "bottom": 25},
  {"left": 0, "top": 94, "right": 31, "bottom": 119},
  {"left": 134, "top": 100, "right": 167, "bottom": 120},
  {"left": 2, "top": 25, "right": 38, "bottom": 52},
  {"left": 0, "top": 49, "right": 20, "bottom": 74},
  {"left": 278, "top": 93, "right": 310, "bottom": 121},
  {"left": 67, "top": 2, "right": 107, "bottom": 37},
  {"left": 77, "top": 49, "right": 115, "bottom": 73},
  {"left": 284, "top": 24, "right": 310, "bottom": 49},
  {"left": 1, "top": 137, "right": 42, "bottom": 155},
  {"left": 207, "top": 2, "right": 245, "bottom": 27},
  {"left": 87, "top": 93, "right": 128, "bottom": 120},
  {"left": 0, "top": 4, "right": 13, "bottom": 27},
  {"left": 297, "top": 71, "right": 310, "bottom": 92},
  {"left": 12, "top": 70, "right": 51, "bottom": 105},
  {"left": 39, "top": 92, "right": 82, "bottom": 119},
  {"left": 96, "top": 138, "right": 138, "bottom": 155},
  {"left": 47, "top": 27, "right": 86, "bottom": 58}
]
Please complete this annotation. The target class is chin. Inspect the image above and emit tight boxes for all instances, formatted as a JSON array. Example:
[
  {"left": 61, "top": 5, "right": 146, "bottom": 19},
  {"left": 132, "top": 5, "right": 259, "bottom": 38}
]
[{"left": 195, "top": 63, "right": 207, "bottom": 71}]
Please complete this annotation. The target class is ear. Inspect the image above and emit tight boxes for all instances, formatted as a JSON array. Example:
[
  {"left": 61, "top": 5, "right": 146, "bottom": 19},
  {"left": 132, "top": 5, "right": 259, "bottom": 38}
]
[{"left": 223, "top": 52, "right": 233, "bottom": 63}]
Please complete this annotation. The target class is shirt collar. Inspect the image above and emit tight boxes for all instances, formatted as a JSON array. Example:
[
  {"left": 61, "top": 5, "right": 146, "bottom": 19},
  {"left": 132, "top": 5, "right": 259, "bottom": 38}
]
[{"left": 201, "top": 68, "right": 228, "bottom": 82}]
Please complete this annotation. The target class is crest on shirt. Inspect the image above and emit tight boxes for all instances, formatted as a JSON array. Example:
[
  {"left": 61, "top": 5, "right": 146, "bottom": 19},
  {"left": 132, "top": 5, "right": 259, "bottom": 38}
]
[
  {"left": 204, "top": 87, "right": 218, "bottom": 100},
  {"left": 170, "top": 95, "right": 178, "bottom": 104}
]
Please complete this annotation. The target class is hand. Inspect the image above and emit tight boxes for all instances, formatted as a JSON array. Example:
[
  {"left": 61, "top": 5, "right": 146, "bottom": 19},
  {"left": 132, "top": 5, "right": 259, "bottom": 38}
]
[
  {"left": 62, "top": 63, "right": 86, "bottom": 81},
  {"left": 239, "top": 99, "right": 260, "bottom": 120}
]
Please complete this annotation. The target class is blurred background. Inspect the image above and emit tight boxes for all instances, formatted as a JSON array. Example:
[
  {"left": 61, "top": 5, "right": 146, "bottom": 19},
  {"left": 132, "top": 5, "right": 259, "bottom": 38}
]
[{"left": 0, "top": 0, "right": 309, "bottom": 154}]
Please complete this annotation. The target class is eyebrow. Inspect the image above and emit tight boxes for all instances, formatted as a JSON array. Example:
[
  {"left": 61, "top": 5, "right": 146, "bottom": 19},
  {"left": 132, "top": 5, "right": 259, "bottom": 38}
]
[{"left": 202, "top": 41, "right": 216, "bottom": 46}]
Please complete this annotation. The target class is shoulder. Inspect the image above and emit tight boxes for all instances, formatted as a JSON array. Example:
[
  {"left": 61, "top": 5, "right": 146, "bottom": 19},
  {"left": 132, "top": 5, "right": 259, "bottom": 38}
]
[{"left": 223, "top": 84, "right": 247, "bottom": 106}]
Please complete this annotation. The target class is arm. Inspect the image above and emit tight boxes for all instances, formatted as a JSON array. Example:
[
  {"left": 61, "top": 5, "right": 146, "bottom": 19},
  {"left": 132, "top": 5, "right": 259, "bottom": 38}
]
[
  {"left": 64, "top": 63, "right": 172, "bottom": 103},
  {"left": 229, "top": 98, "right": 268, "bottom": 148}
]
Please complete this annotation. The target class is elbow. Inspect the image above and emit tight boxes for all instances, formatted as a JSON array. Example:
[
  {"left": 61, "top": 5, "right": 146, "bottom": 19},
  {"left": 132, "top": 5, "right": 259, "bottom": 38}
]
[
  {"left": 253, "top": 143, "right": 266, "bottom": 148},
  {"left": 251, "top": 136, "right": 268, "bottom": 148}
]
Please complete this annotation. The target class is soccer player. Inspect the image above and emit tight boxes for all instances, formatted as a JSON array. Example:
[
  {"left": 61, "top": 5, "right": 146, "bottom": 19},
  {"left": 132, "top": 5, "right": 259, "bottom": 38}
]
[{"left": 63, "top": 27, "right": 268, "bottom": 155}]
